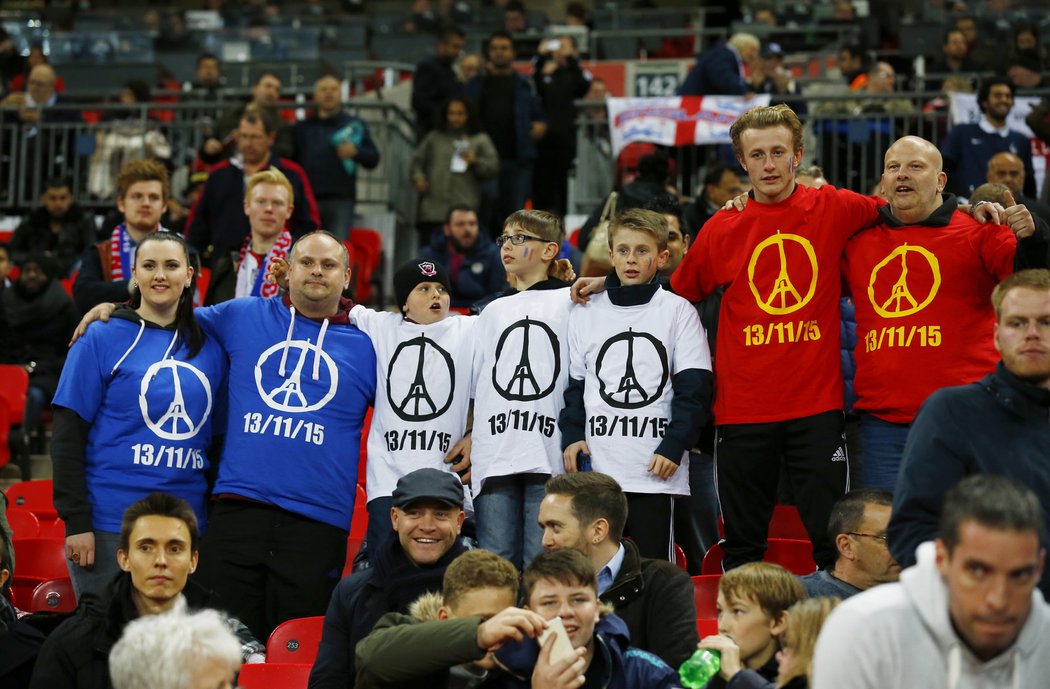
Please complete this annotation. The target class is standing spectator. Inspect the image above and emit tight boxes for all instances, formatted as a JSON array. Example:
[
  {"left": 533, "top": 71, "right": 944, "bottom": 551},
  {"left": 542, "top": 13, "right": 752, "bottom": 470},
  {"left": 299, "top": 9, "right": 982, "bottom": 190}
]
[
  {"left": 418, "top": 206, "right": 507, "bottom": 309},
  {"left": 10, "top": 177, "right": 97, "bottom": 277},
  {"left": 72, "top": 160, "right": 169, "bottom": 313},
  {"left": 888, "top": 269, "right": 1050, "bottom": 597},
  {"left": 411, "top": 96, "right": 499, "bottom": 243},
  {"left": 411, "top": 27, "right": 466, "bottom": 137},
  {"left": 201, "top": 71, "right": 293, "bottom": 163},
  {"left": 294, "top": 75, "right": 379, "bottom": 240},
  {"left": 926, "top": 28, "right": 979, "bottom": 92},
  {"left": 203, "top": 169, "right": 295, "bottom": 305},
  {"left": 187, "top": 52, "right": 223, "bottom": 95},
  {"left": 465, "top": 32, "right": 546, "bottom": 234},
  {"left": 0, "top": 253, "right": 79, "bottom": 457},
  {"left": 679, "top": 33, "right": 759, "bottom": 96},
  {"left": 531, "top": 35, "right": 591, "bottom": 216},
  {"left": 186, "top": 111, "right": 319, "bottom": 264},
  {"left": 55, "top": 233, "right": 228, "bottom": 600},
  {"left": 940, "top": 77, "right": 1037, "bottom": 199},
  {"left": 8, "top": 46, "right": 66, "bottom": 94}
]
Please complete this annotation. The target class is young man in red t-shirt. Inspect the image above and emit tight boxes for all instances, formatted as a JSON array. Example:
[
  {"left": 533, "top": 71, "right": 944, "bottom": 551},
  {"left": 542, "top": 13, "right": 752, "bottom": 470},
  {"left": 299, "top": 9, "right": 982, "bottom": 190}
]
[
  {"left": 842, "top": 136, "right": 1043, "bottom": 490},
  {"left": 670, "top": 104, "right": 883, "bottom": 570}
]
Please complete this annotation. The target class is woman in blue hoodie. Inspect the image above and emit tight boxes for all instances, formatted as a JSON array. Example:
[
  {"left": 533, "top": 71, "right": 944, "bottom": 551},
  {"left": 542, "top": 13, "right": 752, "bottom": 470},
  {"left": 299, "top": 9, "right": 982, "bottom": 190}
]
[{"left": 51, "top": 232, "right": 227, "bottom": 602}]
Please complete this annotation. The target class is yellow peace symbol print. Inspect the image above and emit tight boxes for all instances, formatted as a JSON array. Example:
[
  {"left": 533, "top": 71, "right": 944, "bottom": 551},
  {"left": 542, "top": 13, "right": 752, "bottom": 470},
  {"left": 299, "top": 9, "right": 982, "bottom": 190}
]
[
  {"left": 867, "top": 243, "right": 941, "bottom": 319},
  {"left": 747, "top": 231, "right": 819, "bottom": 315}
]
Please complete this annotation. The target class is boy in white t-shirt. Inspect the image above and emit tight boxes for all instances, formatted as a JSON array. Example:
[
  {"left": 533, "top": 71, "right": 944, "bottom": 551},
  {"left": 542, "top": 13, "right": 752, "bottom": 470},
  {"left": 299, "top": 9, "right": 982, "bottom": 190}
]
[
  {"left": 471, "top": 210, "right": 575, "bottom": 569},
  {"left": 350, "top": 259, "right": 475, "bottom": 559},
  {"left": 560, "top": 209, "right": 713, "bottom": 560}
]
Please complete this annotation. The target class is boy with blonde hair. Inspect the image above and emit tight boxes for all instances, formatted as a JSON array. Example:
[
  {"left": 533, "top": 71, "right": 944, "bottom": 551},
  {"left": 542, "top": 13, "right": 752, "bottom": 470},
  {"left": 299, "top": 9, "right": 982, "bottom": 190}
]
[
  {"left": 471, "top": 209, "right": 574, "bottom": 569},
  {"left": 561, "top": 208, "right": 712, "bottom": 559},
  {"left": 696, "top": 562, "right": 807, "bottom": 688}
]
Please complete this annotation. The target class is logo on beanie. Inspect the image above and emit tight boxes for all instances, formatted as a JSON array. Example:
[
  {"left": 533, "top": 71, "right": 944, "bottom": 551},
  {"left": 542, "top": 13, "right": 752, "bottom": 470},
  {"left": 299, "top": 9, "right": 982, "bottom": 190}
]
[{"left": 418, "top": 261, "right": 438, "bottom": 277}]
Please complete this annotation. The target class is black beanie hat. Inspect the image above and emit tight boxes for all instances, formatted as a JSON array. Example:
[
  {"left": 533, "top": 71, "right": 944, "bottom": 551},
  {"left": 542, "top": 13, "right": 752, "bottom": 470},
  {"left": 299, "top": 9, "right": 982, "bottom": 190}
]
[{"left": 394, "top": 259, "right": 452, "bottom": 309}]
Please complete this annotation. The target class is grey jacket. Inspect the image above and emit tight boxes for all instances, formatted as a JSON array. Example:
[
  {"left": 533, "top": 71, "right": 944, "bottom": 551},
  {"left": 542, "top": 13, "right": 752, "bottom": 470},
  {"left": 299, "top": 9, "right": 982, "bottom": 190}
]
[{"left": 411, "top": 130, "right": 499, "bottom": 225}]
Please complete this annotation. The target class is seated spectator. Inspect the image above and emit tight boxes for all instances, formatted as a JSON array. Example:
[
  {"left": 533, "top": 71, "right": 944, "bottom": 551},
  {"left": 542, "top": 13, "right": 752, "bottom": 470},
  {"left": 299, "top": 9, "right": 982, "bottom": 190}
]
[
  {"left": 9, "top": 46, "right": 66, "bottom": 94},
  {"left": 0, "top": 253, "right": 79, "bottom": 443},
  {"left": 418, "top": 206, "right": 506, "bottom": 309},
  {"left": 982, "top": 152, "right": 1050, "bottom": 228},
  {"left": 293, "top": 75, "right": 380, "bottom": 240},
  {"left": 926, "top": 28, "right": 979, "bottom": 92},
  {"left": 772, "top": 597, "right": 839, "bottom": 689},
  {"left": 186, "top": 52, "right": 223, "bottom": 96},
  {"left": 801, "top": 489, "right": 900, "bottom": 599},
  {"left": 483, "top": 548, "right": 678, "bottom": 689},
  {"left": 10, "top": 177, "right": 97, "bottom": 277},
  {"left": 354, "top": 549, "right": 538, "bottom": 688},
  {"left": 204, "top": 169, "right": 294, "bottom": 305},
  {"left": 1, "top": 528, "right": 46, "bottom": 689},
  {"left": 72, "top": 159, "right": 169, "bottom": 313},
  {"left": 682, "top": 162, "right": 745, "bottom": 235},
  {"left": 29, "top": 493, "right": 263, "bottom": 689},
  {"left": 109, "top": 606, "right": 241, "bottom": 689},
  {"left": 186, "top": 111, "right": 319, "bottom": 265},
  {"left": 836, "top": 44, "right": 868, "bottom": 91},
  {"left": 87, "top": 80, "right": 173, "bottom": 200},
  {"left": 309, "top": 469, "right": 471, "bottom": 689},
  {"left": 750, "top": 43, "right": 805, "bottom": 113},
  {"left": 538, "top": 472, "right": 699, "bottom": 667},
  {"left": 643, "top": 193, "right": 690, "bottom": 276},
  {"left": 411, "top": 97, "right": 499, "bottom": 244},
  {"left": 693, "top": 563, "right": 807, "bottom": 689},
  {"left": 200, "top": 71, "right": 293, "bottom": 164},
  {"left": 814, "top": 61, "right": 914, "bottom": 115}
]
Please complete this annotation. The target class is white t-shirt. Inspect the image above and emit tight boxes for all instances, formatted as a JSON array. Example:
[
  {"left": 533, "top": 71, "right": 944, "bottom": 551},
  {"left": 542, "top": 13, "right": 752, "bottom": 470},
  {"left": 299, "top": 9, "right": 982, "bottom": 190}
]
[
  {"left": 470, "top": 287, "right": 573, "bottom": 494},
  {"left": 351, "top": 306, "right": 475, "bottom": 507},
  {"left": 567, "top": 287, "right": 711, "bottom": 495}
]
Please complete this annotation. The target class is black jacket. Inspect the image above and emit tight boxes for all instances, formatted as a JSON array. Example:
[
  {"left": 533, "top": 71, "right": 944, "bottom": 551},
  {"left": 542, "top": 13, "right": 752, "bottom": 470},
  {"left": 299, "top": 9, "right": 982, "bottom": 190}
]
[
  {"left": 10, "top": 205, "right": 98, "bottom": 276},
  {"left": 0, "top": 277, "right": 79, "bottom": 398},
  {"left": 28, "top": 572, "right": 262, "bottom": 689},
  {"left": 601, "top": 539, "right": 699, "bottom": 669},
  {"left": 889, "top": 363, "right": 1050, "bottom": 596}
]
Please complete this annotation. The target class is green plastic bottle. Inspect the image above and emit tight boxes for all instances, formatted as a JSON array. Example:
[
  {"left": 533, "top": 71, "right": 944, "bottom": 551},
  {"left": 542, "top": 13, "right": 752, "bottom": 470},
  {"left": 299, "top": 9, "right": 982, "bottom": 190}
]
[{"left": 679, "top": 649, "right": 721, "bottom": 688}]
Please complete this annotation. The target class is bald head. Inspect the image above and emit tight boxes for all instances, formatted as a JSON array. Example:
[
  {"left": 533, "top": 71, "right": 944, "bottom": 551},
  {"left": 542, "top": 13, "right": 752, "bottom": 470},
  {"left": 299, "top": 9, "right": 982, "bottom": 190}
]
[
  {"left": 881, "top": 136, "right": 947, "bottom": 223},
  {"left": 27, "top": 64, "right": 56, "bottom": 104},
  {"left": 987, "top": 152, "right": 1025, "bottom": 196}
]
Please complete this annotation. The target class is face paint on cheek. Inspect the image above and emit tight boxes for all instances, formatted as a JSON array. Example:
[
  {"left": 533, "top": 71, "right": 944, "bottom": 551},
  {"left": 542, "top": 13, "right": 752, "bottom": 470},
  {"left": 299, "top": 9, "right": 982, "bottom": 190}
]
[{"left": 524, "top": 248, "right": 530, "bottom": 258}]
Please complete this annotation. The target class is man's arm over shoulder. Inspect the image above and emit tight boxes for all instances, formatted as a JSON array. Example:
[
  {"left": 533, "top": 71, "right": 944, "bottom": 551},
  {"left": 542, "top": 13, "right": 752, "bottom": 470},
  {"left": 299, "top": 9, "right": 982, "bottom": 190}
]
[
  {"left": 355, "top": 614, "right": 485, "bottom": 684},
  {"left": 825, "top": 185, "right": 884, "bottom": 235},
  {"left": 887, "top": 389, "right": 971, "bottom": 570}
]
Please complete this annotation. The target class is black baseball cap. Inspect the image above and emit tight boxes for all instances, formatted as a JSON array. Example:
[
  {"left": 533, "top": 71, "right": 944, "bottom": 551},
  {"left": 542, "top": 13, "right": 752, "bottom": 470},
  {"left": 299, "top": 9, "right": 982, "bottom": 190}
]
[{"left": 391, "top": 468, "right": 465, "bottom": 509}]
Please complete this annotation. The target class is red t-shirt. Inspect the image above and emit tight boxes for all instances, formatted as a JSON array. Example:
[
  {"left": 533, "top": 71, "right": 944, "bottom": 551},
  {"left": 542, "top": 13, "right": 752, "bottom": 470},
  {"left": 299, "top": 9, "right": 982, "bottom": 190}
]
[
  {"left": 843, "top": 209, "right": 1015, "bottom": 423},
  {"left": 671, "top": 184, "right": 881, "bottom": 424}
]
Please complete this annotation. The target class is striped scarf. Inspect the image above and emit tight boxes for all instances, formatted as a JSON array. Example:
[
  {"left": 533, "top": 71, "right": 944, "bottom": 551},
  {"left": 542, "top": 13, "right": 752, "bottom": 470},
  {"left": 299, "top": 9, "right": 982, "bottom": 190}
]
[
  {"left": 108, "top": 224, "right": 135, "bottom": 281},
  {"left": 235, "top": 229, "right": 292, "bottom": 299}
]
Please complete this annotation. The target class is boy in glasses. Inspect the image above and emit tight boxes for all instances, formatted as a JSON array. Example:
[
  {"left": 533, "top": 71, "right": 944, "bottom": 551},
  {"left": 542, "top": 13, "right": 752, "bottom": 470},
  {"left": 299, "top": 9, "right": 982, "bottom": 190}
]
[
  {"left": 560, "top": 209, "right": 711, "bottom": 559},
  {"left": 470, "top": 209, "right": 574, "bottom": 570}
]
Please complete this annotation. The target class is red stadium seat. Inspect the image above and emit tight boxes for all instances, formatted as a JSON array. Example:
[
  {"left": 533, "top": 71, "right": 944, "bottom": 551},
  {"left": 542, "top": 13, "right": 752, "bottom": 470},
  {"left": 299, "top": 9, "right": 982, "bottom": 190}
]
[
  {"left": 6, "top": 480, "right": 59, "bottom": 521},
  {"left": 768, "top": 505, "right": 809, "bottom": 540},
  {"left": 673, "top": 543, "right": 688, "bottom": 571},
  {"left": 267, "top": 616, "right": 324, "bottom": 664},
  {"left": 0, "top": 365, "right": 28, "bottom": 423},
  {"left": 348, "top": 228, "right": 382, "bottom": 305},
  {"left": 697, "top": 618, "right": 719, "bottom": 639},
  {"left": 691, "top": 574, "right": 720, "bottom": 620},
  {"left": 700, "top": 539, "right": 817, "bottom": 576},
  {"left": 30, "top": 578, "right": 77, "bottom": 613},
  {"left": 350, "top": 485, "right": 368, "bottom": 540},
  {"left": 6, "top": 508, "right": 41, "bottom": 538},
  {"left": 10, "top": 537, "right": 68, "bottom": 582},
  {"left": 0, "top": 403, "right": 10, "bottom": 468},
  {"left": 237, "top": 662, "right": 311, "bottom": 689},
  {"left": 42, "top": 518, "right": 67, "bottom": 539}
]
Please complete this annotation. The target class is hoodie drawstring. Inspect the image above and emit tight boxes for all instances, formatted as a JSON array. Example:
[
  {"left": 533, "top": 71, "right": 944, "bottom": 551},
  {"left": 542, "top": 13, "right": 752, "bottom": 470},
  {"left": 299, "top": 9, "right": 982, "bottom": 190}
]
[
  {"left": 313, "top": 318, "right": 329, "bottom": 380},
  {"left": 110, "top": 319, "right": 146, "bottom": 376},
  {"left": 279, "top": 306, "right": 296, "bottom": 376},
  {"left": 946, "top": 645, "right": 960, "bottom": 689}
]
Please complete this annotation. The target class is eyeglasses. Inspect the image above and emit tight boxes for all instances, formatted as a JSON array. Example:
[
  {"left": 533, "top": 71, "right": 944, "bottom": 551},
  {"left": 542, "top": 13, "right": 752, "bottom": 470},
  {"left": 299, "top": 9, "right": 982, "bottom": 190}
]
[
  {"left": 496, "top": 233, "right": 551, "bottom": 247},
  {"left": 847, "top": 532, "right": 888, "bottom": 544}
]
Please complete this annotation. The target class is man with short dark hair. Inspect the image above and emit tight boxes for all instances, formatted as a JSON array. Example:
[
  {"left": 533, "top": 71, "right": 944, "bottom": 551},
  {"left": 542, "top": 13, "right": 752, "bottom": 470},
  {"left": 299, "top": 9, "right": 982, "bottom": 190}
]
[
  {"left": 889, "top": 269, "right": 1050, "bottom": 597},
  {"left": 412, "top": 27, "right": 466, "bottom": 137},
  {"left": 418, "top": 206, "right": 507, "bottom": 309},
  {"left": 309, "top": 468, "right": 472, "bottom": 689},
  {"left": 187, "top": 111, "right": 319, "bottom": 264},
  {"left": 203, "top": 70, "right": 293, "bottom": 160},
  {"left": 940, "top": 77, "right": 1037, "bottom": 199},
  {"left": 10, "top": 177, "right": 96, "bottom": 277},
  {"left": 538, "top": 472, "right": 698, "bottom": 667},
  {"left": 801, "top": 489, "right": 899, "bottom": 599},
  {"left": 29, "top": 493, "right": 263, "bottom": 689},
  {"left": 814, "top": 475, "right": 1050, "bottom": 688},
  {"left": 682, "top": 163, "right": 745, "bottom": 234}
]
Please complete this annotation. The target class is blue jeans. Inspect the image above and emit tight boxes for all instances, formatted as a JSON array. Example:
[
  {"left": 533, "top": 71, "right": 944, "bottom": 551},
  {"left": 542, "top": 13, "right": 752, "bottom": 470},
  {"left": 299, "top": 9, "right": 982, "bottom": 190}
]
[
  {"left": 67, "top": 530, "right": 122, "bottom": 602},
  {"left": 317, "top": 198, "right": 356, "bottom": 241},
  {"left": 859, "top": 414, "right": 911, "bottom": 491},
  {"left": 474, "top": 473, "right": 547, "bottom": 570}
]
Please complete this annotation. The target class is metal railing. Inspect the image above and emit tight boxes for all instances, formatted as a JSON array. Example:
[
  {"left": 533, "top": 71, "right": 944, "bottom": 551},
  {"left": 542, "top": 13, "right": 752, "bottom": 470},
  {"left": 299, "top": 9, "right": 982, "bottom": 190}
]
[{"left": 0, "top": 99, "right": 418, "bottom": 227}]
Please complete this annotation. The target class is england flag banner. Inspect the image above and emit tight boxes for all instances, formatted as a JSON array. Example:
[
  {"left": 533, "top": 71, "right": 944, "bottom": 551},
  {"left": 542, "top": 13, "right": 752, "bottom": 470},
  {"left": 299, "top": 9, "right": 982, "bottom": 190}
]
[{"left": 607, "top": 95, "right": 771, "bottom": 159}]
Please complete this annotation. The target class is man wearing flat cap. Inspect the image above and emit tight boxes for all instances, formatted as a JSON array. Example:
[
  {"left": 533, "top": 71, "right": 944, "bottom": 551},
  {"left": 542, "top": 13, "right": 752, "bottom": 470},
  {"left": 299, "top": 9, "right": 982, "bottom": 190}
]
[{"left": 309, "top": 468, "right": 472, "bottom": 689}]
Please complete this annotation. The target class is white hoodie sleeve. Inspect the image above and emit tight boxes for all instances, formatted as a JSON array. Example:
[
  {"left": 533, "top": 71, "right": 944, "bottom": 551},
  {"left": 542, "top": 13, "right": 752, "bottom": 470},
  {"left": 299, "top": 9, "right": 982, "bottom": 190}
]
[{"left": 811, "top": 601, "right": 883, "bottom": 689}]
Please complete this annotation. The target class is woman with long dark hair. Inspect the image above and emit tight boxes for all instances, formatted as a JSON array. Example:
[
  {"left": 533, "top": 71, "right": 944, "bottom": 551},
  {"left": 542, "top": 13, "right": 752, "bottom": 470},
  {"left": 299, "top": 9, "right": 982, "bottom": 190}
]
[
  {"left": 51, "top": 231, "right": 228, "bottom": 601},
  {"left": 410, "top": 95, "right": 500, "bottom": 243}
]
